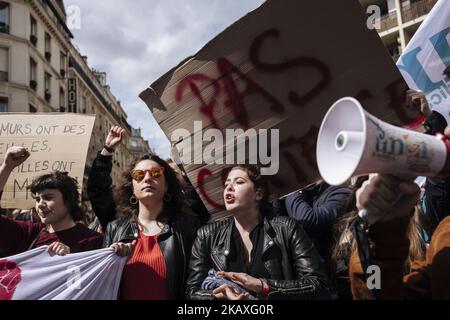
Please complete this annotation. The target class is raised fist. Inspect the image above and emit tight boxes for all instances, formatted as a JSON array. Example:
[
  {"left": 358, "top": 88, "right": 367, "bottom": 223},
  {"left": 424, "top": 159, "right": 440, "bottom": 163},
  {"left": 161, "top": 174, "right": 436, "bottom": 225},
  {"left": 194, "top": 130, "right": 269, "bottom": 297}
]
[
  {"left": 2, "top": 147, "right": 30, "bottom": 170},
  {"left": 105, "top": 126, "right": 125, "bottom": 150}
]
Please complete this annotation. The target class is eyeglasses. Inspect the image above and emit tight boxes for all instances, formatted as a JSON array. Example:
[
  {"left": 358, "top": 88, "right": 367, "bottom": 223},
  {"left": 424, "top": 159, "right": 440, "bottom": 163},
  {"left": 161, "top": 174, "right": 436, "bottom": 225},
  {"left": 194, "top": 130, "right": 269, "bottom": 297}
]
[{"left": 131, "top": 167, "right": 164, "bottom": 182}]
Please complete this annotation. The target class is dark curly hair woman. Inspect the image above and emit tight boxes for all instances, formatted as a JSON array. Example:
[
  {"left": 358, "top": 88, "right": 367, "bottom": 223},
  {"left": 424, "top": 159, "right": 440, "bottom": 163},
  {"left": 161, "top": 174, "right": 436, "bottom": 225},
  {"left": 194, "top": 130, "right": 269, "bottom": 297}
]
[
  {"left": 186, "top": 164, "right": 330, "bottom": 300},
  {"left": 87, "top": 126, "right": 200, "bottom": 300}
]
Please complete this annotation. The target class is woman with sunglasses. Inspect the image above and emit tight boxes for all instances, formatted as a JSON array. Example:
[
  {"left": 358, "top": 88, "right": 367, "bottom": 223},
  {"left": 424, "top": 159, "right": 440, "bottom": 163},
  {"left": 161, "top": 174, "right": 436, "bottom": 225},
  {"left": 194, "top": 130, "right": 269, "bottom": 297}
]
[
  {"left": 186, "top": 164, "right": 330, "bottom": 300},
  {"left": 87, "top": 126, "right": 199, "bottom": 300}
]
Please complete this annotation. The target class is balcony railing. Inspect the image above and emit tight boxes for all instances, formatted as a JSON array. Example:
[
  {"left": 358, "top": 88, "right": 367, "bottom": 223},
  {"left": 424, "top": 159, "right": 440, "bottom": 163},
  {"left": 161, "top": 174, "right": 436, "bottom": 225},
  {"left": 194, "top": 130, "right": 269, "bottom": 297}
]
[
  {"left": 402, "top": 0, "right": 437, "bottom": 23},
  {"left": 376, "top": 11, "right": 398, "bottom": 33}
]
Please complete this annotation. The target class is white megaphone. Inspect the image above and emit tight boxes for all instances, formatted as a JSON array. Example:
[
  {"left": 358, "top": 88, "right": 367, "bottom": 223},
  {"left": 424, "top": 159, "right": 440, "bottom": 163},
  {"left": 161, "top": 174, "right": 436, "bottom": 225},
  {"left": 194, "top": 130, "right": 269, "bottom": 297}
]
[{"left": 316, "top": 97, "right": 450, "bottom": 186}]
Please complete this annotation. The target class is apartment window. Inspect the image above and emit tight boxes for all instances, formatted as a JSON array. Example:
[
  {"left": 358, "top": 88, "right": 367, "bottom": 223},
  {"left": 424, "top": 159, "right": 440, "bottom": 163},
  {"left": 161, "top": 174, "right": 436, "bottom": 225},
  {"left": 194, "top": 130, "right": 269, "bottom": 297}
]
[
  {"left": 0, "top": 47, "right": 8, "bottom": 82},
  {"left": 45, "top": 33, "right": 51, "bottom": 61},
  {"left": 59, "top": 87, "right": 65, "bottom": 111},
  {"left": 29, "top": 58, "right": 37, "bottom": 90},
  {"left": 82, "top": 96, "right": 87, "bottom": 113},
  {"left": 30, "top": 15, "right": 37, "bottom": 46},
  {"left": 0, "top": 97, "right": 7, "bottom": 112},
  {"left": 44, "top": 72, "right": 51, "bottom": 101},
  {"left": 0, "top": 1, "right": 9, "bottom": 34},
  {"left": 60, "top": 52, "right": 66, "bottom": 77},
  {"left": 29, "top": 104, "right": 37, "bottom": 113}
]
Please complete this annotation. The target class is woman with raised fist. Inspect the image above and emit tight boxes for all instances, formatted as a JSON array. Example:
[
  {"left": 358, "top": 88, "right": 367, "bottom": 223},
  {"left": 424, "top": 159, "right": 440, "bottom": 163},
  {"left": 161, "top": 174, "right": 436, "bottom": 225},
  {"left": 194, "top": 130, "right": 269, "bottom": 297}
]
[{"left": 0, "top": 146, "right": 102, "bottom": 257}]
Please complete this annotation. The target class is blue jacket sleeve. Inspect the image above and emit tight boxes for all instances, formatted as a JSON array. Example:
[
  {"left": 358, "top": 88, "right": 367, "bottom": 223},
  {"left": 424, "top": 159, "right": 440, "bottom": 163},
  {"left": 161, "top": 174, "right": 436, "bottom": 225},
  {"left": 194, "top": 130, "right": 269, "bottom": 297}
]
[
  {"left": 284, "top": 186, "right": 351, "bottom": 235},
  {"left": 87, "top": 153, "right": 117, "bottom": 230}
]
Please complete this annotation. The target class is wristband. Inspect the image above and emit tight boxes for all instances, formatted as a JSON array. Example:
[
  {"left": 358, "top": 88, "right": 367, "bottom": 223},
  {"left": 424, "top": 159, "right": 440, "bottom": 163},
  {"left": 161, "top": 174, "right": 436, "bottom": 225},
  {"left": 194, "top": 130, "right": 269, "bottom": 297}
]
[
  {"left": 260, "top": 278, "right": 269, "bottom": 295},
  {"left": 103, "top": 145, "right": 114, "bottom": 153}
]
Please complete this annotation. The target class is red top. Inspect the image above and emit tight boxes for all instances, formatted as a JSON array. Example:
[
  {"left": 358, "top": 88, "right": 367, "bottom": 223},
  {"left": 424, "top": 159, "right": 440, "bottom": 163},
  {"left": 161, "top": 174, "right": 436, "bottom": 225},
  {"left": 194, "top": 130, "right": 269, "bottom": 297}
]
[
  {"left": 0, "top": 215, "right": 103, "bottom": 255},
  {"left": 120, "top": 232, "right": 169, "bottom": 300}
]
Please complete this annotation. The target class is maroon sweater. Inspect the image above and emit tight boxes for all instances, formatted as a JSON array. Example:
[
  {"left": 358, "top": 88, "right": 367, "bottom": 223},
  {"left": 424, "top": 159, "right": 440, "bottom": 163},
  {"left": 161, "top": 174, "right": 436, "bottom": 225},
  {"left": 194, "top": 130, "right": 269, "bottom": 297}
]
[{"left": 0, "top": 214, "right": 103, "bottom": 256}]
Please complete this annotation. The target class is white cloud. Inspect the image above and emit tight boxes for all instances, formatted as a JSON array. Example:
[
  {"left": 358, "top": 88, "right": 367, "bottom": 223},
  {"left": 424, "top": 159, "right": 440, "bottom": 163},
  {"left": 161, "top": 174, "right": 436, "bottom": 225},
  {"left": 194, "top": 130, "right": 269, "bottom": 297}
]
[{"left": 65, "top": 0, "right": 265, "bottom": 157}]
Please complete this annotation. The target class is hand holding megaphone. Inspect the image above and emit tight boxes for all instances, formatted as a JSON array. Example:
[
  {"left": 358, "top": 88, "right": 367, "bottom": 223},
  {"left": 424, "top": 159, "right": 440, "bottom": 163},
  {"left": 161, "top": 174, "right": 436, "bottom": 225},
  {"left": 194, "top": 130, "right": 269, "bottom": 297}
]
[{"left": 356, "top": 174, "right": 420, "bottom": 225}]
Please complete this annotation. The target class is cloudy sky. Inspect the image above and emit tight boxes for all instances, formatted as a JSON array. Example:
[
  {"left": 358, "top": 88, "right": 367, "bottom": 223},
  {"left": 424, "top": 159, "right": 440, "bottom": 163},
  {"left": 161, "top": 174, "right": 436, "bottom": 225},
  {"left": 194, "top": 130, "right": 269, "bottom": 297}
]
[{"left": 64, "top": 0, "right": 265, "bottom": 157}]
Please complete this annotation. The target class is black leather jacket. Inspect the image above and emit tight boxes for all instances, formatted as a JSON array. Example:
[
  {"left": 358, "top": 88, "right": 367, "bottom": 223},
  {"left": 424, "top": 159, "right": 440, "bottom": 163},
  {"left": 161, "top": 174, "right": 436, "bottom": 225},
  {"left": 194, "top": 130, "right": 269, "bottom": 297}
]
[
  {"left": 87, "top": 153, "right": 199, "bottom": 299},
  {"left": 186, "top": 216, "right": 330, "bottom": 300},
  {"left": 104, "top": 214, "right": 199, "bottom": 299}
]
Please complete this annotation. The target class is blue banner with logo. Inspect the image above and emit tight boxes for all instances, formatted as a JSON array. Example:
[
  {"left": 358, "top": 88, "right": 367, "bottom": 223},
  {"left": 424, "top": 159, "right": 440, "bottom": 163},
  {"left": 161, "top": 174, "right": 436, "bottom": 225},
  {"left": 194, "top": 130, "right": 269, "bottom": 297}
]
[{"left": 397, "top": 0, "right": 450, "bottom": 123}]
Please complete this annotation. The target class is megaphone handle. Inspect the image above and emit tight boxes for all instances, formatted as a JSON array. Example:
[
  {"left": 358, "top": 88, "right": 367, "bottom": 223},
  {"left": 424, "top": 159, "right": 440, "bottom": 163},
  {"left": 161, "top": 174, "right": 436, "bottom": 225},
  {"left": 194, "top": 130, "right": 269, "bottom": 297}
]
[
  {"left": 358, "top": 208, "right": 390, "bottom": 225},
  {"left": 357, "top": 178, "right": 406, "bottom": 225},
  {"left": 358, "top": 209, "right": 378, "bottom": 225}
]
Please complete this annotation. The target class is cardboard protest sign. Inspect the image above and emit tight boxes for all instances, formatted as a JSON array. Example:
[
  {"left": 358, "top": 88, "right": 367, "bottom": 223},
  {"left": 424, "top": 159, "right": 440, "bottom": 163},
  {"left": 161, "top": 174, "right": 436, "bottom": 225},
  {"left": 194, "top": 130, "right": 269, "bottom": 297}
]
[
  {"left": 0, "top": 113, "right": 95, "bottom": 209},
  {"left": 140, "top": 0, "right": 421, "bottom": 219}
]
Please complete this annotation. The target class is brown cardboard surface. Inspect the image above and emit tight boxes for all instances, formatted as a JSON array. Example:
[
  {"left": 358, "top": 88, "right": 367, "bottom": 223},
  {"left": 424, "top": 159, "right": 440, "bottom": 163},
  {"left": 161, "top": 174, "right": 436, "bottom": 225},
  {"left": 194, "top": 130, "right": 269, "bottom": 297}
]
[
  {"left": 0, "top": 113, "right": 95, "bottom": 209},
  {"left": 140, "top": 0, "right": 420, "bottom": 219}
]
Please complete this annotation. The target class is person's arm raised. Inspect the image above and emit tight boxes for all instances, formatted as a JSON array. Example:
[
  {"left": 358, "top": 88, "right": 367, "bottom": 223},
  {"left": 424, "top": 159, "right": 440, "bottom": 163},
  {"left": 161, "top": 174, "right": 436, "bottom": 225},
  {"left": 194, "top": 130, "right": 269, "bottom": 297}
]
[
  {"left": 0, "top": 147, "right": 35, "bottom": 255},
  {"left": 101, "top": 126, "right": 125, "bottom": 156},
  {"left": 0, "top": 147, "right": 30, "bottom": 202},
  {"left": 87, "top": 126, "right": 125, "bottom": 230}
]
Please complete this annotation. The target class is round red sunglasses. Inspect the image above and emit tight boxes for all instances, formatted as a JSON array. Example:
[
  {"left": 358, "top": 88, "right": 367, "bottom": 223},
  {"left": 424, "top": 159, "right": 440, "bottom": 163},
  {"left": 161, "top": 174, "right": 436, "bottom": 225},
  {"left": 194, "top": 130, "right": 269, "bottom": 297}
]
[{"left": 131, "top": 167, "right": 164, "bottom": 182}]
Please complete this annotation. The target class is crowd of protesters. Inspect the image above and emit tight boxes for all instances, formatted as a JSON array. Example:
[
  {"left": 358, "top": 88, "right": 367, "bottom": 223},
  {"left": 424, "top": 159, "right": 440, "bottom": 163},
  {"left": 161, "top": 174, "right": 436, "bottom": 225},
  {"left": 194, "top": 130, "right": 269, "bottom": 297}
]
[{"left": 1, "top": 68, "right": 450, "bottom": 300}]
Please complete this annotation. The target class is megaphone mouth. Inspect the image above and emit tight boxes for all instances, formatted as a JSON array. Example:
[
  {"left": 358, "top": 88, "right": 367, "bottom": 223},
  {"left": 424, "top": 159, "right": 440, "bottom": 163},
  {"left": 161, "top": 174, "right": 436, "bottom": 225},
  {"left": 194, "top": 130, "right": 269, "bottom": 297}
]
[
  {"left": 317, "top": 97, "right": 367, "bottom": 185},
  {"left": 318, "top": 98, "right": 450, "bottom": 184},
  {"left": 335, "top": 132, "right": 347, "bottom": 152}
]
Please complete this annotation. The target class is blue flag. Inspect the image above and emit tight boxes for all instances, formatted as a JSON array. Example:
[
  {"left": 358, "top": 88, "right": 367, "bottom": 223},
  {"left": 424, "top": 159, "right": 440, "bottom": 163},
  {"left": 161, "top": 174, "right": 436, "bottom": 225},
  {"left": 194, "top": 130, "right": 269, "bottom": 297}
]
[{"left": 397, "top": 0, "right": 450, "bottom": 123}]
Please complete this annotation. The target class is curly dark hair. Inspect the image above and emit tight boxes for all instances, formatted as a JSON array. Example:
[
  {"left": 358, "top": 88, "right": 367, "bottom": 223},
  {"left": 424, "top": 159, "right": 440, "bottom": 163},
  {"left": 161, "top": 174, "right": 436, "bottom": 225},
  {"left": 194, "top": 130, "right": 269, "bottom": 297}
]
[
  {"left": 224, "top": 164, "right": 274, "bottom": 218},
  {"left": 28, "top": 171, "right": 84, "bottom": 222},
  {"left": 115, "top": 154, "right": 183, "bottom": 222}
]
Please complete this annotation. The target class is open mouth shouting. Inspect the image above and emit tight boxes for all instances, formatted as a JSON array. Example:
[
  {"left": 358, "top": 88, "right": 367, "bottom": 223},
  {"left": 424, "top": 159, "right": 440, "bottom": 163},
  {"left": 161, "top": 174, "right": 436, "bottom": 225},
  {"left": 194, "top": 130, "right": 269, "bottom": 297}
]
[{"left": 225, "top": 194, "right": 235, "bottom": 204}]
